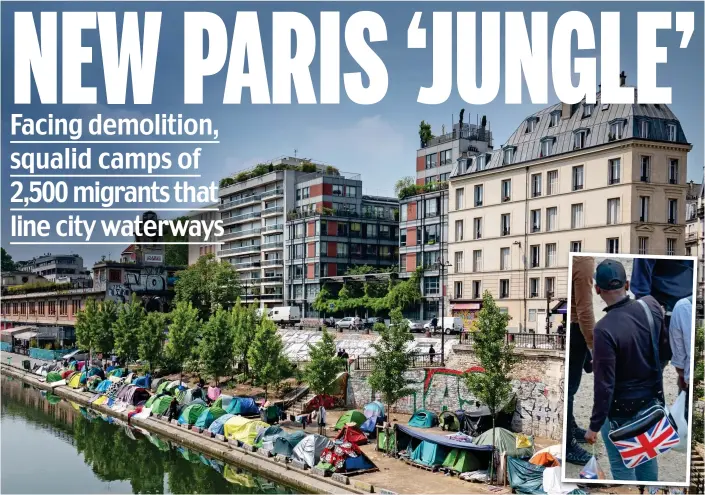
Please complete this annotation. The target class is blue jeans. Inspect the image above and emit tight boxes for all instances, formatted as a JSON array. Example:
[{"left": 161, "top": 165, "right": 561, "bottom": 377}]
[{"left": 600, "top": 416, "right": 659, "bottom": 482}]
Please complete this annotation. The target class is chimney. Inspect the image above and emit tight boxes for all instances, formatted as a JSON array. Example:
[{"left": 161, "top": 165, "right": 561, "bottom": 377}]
[
  {"left": 620, "top": 71, "right": 627, "bottom": 87},
  {"left": 561, "top": 103, "right": 571, "bottom": 120}
]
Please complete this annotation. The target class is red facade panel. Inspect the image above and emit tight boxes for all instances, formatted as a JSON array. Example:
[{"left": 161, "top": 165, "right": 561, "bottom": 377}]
[
  {"left": 406, "top": 253, "right": 416, "bottom": 272},
  {"left": 406, "top": 228, "right": 416, "bottom": 245},
  {"left": 328, "top": 263, "right": 337, "bottom": 276},
  {"left": 323, "top": 183, "right": 333, "bottom": 195},
  {"left": 327, "top": 242, "right": 337, "bottom": 257},
  {"left": 408, "top": 202, "right": 417, "bottom": 221},
  {"left": 307, "top": 264, "right": 315, "bottom": 279},
  {"left": 306, "top": 221, "right": 316, "bottom": 237},
  {"left": 307, "top": 242, "right": 316, "bottom": 258},
  {"left": 416, "top": 156, "right": 425, "bottom": 172},
  {"left": 310, "top": 183, "right": 323, "bottom": 198}
]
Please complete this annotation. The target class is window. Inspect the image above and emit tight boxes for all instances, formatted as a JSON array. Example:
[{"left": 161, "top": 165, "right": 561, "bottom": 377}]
[
  {"left": 606, "top": 237, "right": 619, "bottom": 253},
  {"left": 501, "top": 214, "right": 511, "bottom": 236},
  {"left": 38, "top": 301, "right": 45, "bottom": 315},
  {"left": 332, "top": 184, "right": 343, "bottom": 196},
  {"left": 472, "top": 281, "right": 481, "bottom": 299},
  {"left": 583, "top": 104, "right": 594, "bottom": 118},
  {"left": 531, "top": 173, "right": 542, "bottom": 197},
  {"left": 366, "top": 223, "right": 377, "bottom": 238},
  {"left": 455, "top": 220, "right": 464, "bottom": 241},
  {"left": 607, "top": 198, "right": 620, "bottom": 224},
  {"left": 668, "top": 199, "right": 678, "bottom": 224},
  {"left": 423, "top": 251, "right": 440, "bottom": 269},
  {"left": 500, "top": 279, "right": 510, "bottom": 298},
  {"left": 638, "top": 236, "right": 649, "bottom": 255},
  {"left": 473, "top": 218, "right": 481, "bottom": 239},
  {"left": 424, "top": 224, "right": 440, "bottom": 244},
  {"left": 400, "top": 253, "right": 406, "bottom": 270},
  {"left": 531, "top": 209, "right": 541, "bottom": 232},
  {"left": 530, "top": 245, "right": 540, "bottom": 268},
  {"left": 640, "top": 120, "right": 649, "bottom": 139},
  {"left": 454, "top": 281, "right": 463, "bottom": 299},
  {"left": 477, "top": 154, "right": 486, "bottom": 171},
  {"left": 500, "top": 247, "right": 510, "bottom": 270},
  {"left": 669, "top": 159, "right": 679, "bottom": 184},
  {"left": 501, "top": 179, "right": 511, "bottom": 202},
  {"left": 424, "top": 277, "right": 440, "bottom": 295},
  {"left": 336, "top": 243, "right": 348, "bottom": 257},
  {"left": 574, "top": 130, "right": 588, "bottom": 149},
  {"left": 472, "top": 250, "right": 482, "bottom": 272},
  {"left": 400, "top": 229, "right": 407, "bottom": 246},
  {"left": 425, "top": 198, "right": 439, "bottom": 217},
  {"left": 474, "top": 185, "right": 483, "bottom": 206},
  {"left": 640, "top": 156, "right": 651, "bottom": 182},
  {"left": 401, "top": 205, "right": 407, "bottom": 222},
  {"left": 296, "top": 189, "right": 301, "bottom": 200},
  {"left": 667, "top": 124, "right": 677, "bottom": 142},
  {"left": 59, "top": 300, "right": 68, "bottom": 316},
  {"left": 48, "top": 301, "right": 56, "bottom": 315},
  {"left": 441, "top": 149, "right": 453, "bottom": 165},
  {"left": 667, "top": 238, "right": 676, "bottom": 256},
  {"left": 416, "top": 227, "right": 421, "bottom": 245},
  {"left": 439, "top": 172, "right": 450, "bottom": 182},
  {"left": 546, "top": 207, "right": 557, "bottom": 232},
  {"left": 540, "top": 138, "right": 553, "bottom": 157},
  {"left": 529, "top": 278, "right": 539, "bottom": 298},
  {"left": 346, "top": 186, "right": 356, "bottom": 198},
  {"left": 454, "top": 251, "right": 464, "bottom": 272},
  {"left": 337, "top": 223, "right": 348, "bottom": 236},
  {"left": 526, "top": 118, "right": 537, "bottom": 133},
  {"left": 608, "top": 159, "right": 621, "bottom": 184},
  {"left": 640, "top": 196, "right": 650, "bottom": 222},
  {"left": 425, "top": 176, "right": 437, "bottom": 185},
  {"left": 545, "top": 243, "right": 557, "bottom": 267},
  {"left": 610, "top": 121, "right": 624, "bottom": 140},
  {"left": 72, "top": 299, "right": 80, "bottom": 315},
  {"left": 570, "top": 241, "right": 582, "bottom": 252},
  {"left": 572, "top": 165, "right": 584, "bottom": 190},
  {"left": 545, "top": 277, "right": 555, "bottom": 297},
  {"left": 547, "top": 170, "right": 558, "bottom": 195},
  {"left": 529, "top": 309, "right": 537, "bottom": 322},
  {"left": 425, "top": 153, "right": 437, "bottom": 169},
  {"left": 571, "top": 204, "right": 583, "bottom": 229},
  {"left": 503, "top": 147, "right": 514, "bottom": 165},
  {"left": 455, "top": 188, "right": 464, "bottom": 210},
  {"left": 549, "top": 111, "right": 560, "bottom": 127}
]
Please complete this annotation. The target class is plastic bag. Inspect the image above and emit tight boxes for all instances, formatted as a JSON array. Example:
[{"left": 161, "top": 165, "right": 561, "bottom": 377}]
[
  {"left": 579, "top": 456, "right": 605, "bottom": 479},
  {"left": 670, "top": 391, "right": 688, "bottom": 453},
  {"left": 516, "top": 433, "right": 533, "bottom": 449}
]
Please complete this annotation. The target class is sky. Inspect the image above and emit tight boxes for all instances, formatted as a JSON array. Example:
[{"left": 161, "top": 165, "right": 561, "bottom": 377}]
[{"left": 2, "top": 1, "right": 704, "bottom": 267}]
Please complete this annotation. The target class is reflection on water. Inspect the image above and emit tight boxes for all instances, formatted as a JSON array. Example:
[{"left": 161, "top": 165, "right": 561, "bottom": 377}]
[{"left": 0, "top": 377, "right": 295, "bottom": 494}]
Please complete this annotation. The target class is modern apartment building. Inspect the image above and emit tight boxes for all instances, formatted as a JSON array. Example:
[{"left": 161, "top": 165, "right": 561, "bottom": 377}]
[
  {"left": 187, "top": 204, "right": 219, "bottom": 265},
  {"left": 16, "top": 254, "right": 90, "bottom": 284},
  {"left": 447, "top": 85, "right": 692, "bottom": 333}
]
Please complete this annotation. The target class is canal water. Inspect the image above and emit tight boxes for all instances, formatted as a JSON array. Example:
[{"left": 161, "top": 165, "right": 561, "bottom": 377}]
[{"left": 0, "top": 377, "right": 296, "bottom": 494}]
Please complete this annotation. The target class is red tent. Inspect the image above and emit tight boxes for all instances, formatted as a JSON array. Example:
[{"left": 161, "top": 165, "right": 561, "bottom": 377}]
[
  {"left": 335, "top": 425, "right": 368, "bottom": 445},
  {"left": 61, "top": 370, "right": 75, "bottom": 379}
]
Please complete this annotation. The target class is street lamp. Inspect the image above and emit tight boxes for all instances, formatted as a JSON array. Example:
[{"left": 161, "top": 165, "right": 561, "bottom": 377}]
[{"left": 435, "top": 258, "right": 452, "bottom": 366}]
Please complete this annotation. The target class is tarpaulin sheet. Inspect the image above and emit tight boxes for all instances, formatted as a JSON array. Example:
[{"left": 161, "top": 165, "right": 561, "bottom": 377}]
[
  {"left": 396, "top": 424, "right": 493, "bottom": 452},
  {"left": 507, "top": 456, "right": 545, "bottom": 494}
]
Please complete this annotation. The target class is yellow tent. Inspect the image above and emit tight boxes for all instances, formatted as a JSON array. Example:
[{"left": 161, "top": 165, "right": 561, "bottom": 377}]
[
  {"left": 223, "top": 465, "right": 257, "bottom": 488},
  {"left": 93, "top": 395, "right": 108, "bottom": 406},
  {"left": 69, "top": 401, "right": 81, "bottom": 411},
  {"left": 67, "top": 373, "right": 82, "bottom": 389},
  {"left": 223, "top": 417, "right": 269, "bottom": 445}
]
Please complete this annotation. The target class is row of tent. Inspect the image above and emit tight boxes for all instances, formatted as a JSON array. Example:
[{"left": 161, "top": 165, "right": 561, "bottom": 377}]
[{"left": 407, "top": 394, "right": 516, "bottom": 435}]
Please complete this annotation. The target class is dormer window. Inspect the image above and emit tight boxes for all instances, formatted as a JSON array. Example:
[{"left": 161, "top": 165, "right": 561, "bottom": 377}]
[
  {"left": 526, "top": 117, "right": 538, "bottom": 133},
  {"left": 609, "top": 120, "right": 625, "bottom": 141},
  {"left": 667, "top": 124, "right": 677, "bottom": 142},
  {"left": 477, "top": 154, "right": 486, "bottom": 171},
  {"left": 574, "top": 129, "right": 588, "bottom": 149},
  {"left": 583, "top": 104, "right": 594, "bottom": 118},
  {"left": 503, "top": 147, "right": 515, "bottom": 165},
  {"left": 540, "top": 138, "right": 554, "bottom": 157},
  {"left": 640, "top": 120, "right": 649, "bottom": 139},
  {"left": 549, "top": 111, "right": 560, "bottom": 127}
]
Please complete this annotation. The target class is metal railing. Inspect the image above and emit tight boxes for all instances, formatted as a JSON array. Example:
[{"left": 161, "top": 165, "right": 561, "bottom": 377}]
[
  {"left": 262, "top": 206, "right": 284, "bottom": 215},
  {"left": 263, "top": 224, "right": 284, "bottom": 232},
  {"left": 222, "top": 211, "right": 261, "bottom": 226},
  {"left": 261, "top": 242, "right": 283, "bottom": 250},
  {"left": 261, "top": 259, "right": 284, "bottom": 266},
  {"left": 220, "top": 192, "right": 263, "bottom": 210},
  {"left": 354, "top": 352, "right": 443, "bottom": 371},
  {"left": 262, "top": 189, "right": 284, "bottom": 199},
  {"left": 459, "top": 332, "right": 565, "bottom": 351},
  {"left": 261, "top": 276, "right": 283, "bottom": 283}
]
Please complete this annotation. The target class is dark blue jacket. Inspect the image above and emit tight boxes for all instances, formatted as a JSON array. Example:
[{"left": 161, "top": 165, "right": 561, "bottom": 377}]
[{"left": 630, "top": 258, "right": 693, "bottom": 312}]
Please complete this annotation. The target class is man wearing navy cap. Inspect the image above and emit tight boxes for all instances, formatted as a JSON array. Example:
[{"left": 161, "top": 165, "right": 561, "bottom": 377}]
[{"left": 584, "top": 259, "right": 665, "bottom": 482}]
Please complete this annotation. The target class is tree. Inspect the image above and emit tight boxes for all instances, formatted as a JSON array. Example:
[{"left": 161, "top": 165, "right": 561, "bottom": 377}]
[
  {"left": 138, "top": 312, "right": 166, "bottom": 373},
  {"left": 164, "top": 216, "right": 189, "bottom": 266},
  {"left": 94, "top": 300, "right": 118, "bottom": 357},
  {"left": 418, "top": 120, "right": 433, "bottom": 147},
  {"left": 231, "top": 299, "right": 259, "bottom": 377},
  {"left": 463, "top": 291, "right": 518, "bottom": 479},
  {"left": 394, "top": 176, "right": 415, "bottom": 196},
  {"left": 199, "top": 308, "right": 235, "bottom": 385},
  {"left": 304, "top": 329, "right": 344, "bottom": 395},
  {"left": 248, "top": 317, "right": 289, "bottom": 399},
  {"left": 368, "top": 308, "right": 414, "bottom": 416},
  {"left": 112, "top": 294, "right": 145, "bottom": 364},
  {"left": 76, "top": 298, "right": 100, "bottom": 359},
  {"left": 166, "top": 300, "right": 202, "bottom": 382},
  {"left": 174, "top": 253, "right": 241, "bottom": 320},
  {"left": 459, "top": 108, "right": 465, "bottom": 127},
  {"left": 1, "top": 248, "right": 15, "bottom": 271}
]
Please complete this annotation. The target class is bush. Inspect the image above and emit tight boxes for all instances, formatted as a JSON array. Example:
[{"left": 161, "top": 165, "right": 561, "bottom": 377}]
[
  {"left": 235, "top": 172, "right": 249, "bottom": 183},
  {"left": 373, "top": 322, "right": 387, "bottom": 333},
  {"left": 219, "top": 177, "right": 236, "bottom": 188},
  {"left": 299, "top": 162, "right": 317, "bottom": 173}
]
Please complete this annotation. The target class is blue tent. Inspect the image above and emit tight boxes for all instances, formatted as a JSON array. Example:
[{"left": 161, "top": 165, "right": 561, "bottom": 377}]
[
  {"left": 408, "top": 409, "right": 438, "bottom": 428},
  {"left": 410, "top": 440, "right": 449, "bottom": 467},
  {"left": 507, "top": 457, "right": 546, "bottom": 494},
  {"left": 132, "top": 374, "right": 151, "bottom": 388},
  {"left": 364, "top": 401, "right": 385, "bottom": 419},
  {"left": 195, "top": 407, "right": 227, "bottom": 429},
  {"left": 272, "top": 431, "right": 307, "bottom": 457},
  {"left": 96, "top": 380, "right": 112, "bottom": 393},
  {"left": 226, "top": 397, "right": 259, "bottom": 416},
  {"left": 208, "top": 414, "right": 235, "bottom": 435}
]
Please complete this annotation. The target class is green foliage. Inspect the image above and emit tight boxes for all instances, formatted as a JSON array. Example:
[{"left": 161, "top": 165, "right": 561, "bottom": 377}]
[
  {"left": 299, "top": 161, "right": 317, "bottom": 173},
  {"left": 93, "top": 300, "right": 117, "bottom": 355},
  {"left": 373, "top": 322, "right": 387, "bottom": 333},
  {"left": 397, "top": 180, "right": 448, "bottom": 200},
  {"left": 368, "top": 308, "right": 415, "bottom": 412},
  {"left": 219, "top": 177, "right": 235, "bottom": 188},
  {"left": 174, "top": 253, "right": 241, "bottom": 320},
  {"left": 112, "top": 294, "right": 145, "bottom": 363},
  {"left": 463, "top": 291, "right": 518, "bottom": 418},
  {"left": 394, "top": 177, "right": 415, "bottom": 196},
  {"left": 694, "top": 326, "right": 704, "bottom": 400},
  {"left": 166, "top": 301, "right": 202, "bottom": 376},
  {"left": 75, "top": 298, "right": 100, "bottom": 355},
  {"left": 231, "top": 299, "right": 259, "bottom": 377},
  {"left": 419, "top": 120, "right": 433, "bottom": 147},
  {"left": 221, "top": 161, "right": 339, "bottom": 187},
  {"left": 163, "top": 216, "right": 189, "bottom": 266},
  {"left": 138, "top": 312, "right": 165, "bottom": 373},
  {"left": 247, "top": 317, "right": 290, "bottom": 398},
  {"left": 5, "top": 280, "right": 72, "bottom": 295},
  {"left": 303, "top": 329, "right": 344, "bottom": 395},
  {"left": 1, "top": 248, "right": 15, "bottom": 271},
  {"left": 199, "top": 308, "right": 235, "bottom": 384}
]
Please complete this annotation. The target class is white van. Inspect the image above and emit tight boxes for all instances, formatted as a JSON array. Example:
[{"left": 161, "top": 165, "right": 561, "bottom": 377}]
[
  {"left": 423, "top": 317, "right": 464, "bottom": 335},
  {"left": 267, "top": 306, "right": 301, "bottom": 326}
]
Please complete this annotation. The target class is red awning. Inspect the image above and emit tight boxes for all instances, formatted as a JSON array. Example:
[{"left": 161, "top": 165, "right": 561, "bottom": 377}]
[{"left": 452, "top": 303, "right": 481, "bottom": 311}]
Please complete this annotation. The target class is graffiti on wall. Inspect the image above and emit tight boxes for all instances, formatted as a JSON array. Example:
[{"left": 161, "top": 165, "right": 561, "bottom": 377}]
[
  {"left": 124, "top": 266, "right": 166, "bottom": 292},
  {"left": 511, "top": 376, "right": 564, "bottom": 439}
]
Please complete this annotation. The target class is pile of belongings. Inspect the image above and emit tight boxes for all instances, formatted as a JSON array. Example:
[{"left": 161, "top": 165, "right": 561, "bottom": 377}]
[{"left": 317, "top": 439, "right": 375, "bottom": 473}]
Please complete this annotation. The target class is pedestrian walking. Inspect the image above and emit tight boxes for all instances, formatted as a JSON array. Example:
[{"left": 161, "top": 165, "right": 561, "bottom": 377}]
[{"left": 429, "top": 345, "right": 436, "bottom": 363}]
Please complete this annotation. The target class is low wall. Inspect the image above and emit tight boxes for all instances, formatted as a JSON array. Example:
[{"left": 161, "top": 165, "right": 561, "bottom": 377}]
[
  {"left": 347, "top": 345, "right": 566, "bottom": 440},
  {"left": 0, "top": 342, "right": 11, "bottom": 352},
  {"left": 29, "top": 348, "right": 74, "bottom": 360}
]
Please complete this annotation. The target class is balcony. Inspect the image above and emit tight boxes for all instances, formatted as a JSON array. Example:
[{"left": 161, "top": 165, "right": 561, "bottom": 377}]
[
  {"left": 261, "top": 276, "right": 284, "bottom": 284},
  {"left": 218, "top": 244, "right": 261, "bottom": 257},
  {"left": 220, "top": 192, "right": 263, "bottom": 212},
  {"left": 261, "top": 259, "right": 284, "bottom": 267},
  {"left": 233, "top": 261, "right": 261, "bottom": 270},
  {"left": 263, "top": 224, "right": 284, "bottom": 233},
  {"left": 261, "top": 292, "right": 284, "bottom": 300},
  {"left": 261, "top": 242, "right": 283, "bottom": 251},
  {"left": 262, "top": 188, "right": 284, "bottom": 200},
  {"left": 222, "top": 211, "right": 261, "bottom": 226},
  {"left": 262, "top": 206, "right": 284, "bottom": 217},
  {"left": 220, "top": 227, "right": 261, "bottom": 242}
]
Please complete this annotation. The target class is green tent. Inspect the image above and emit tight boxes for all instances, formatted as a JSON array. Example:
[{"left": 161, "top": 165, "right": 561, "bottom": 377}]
[
  {"left": 144, "top": 394, "right": 159, "bottom": 408},
  {"left": 46, "top": 371, "right": 62, "bottom": 383},
  {"left": 473, "top": 428, "right": 534, "bottom": 458},
  {"left": 334, "top": 410, "right": 366, "bottom": 430},
  {"left": 156, "top": 381, "right": 170, "bottom": 395},
  {"left": 410, "top": 440, "right": 448, "bottom": 467},
  {"left": 439, "top": 411, "right": 461, "bottom": 431},
  {"left": 178, "top": 404, "right": 208, "bottom": 425},
  {"left": 194, "top": 406, "right": 227, "bottom": 429},
  {"left": 151, "top": 395, "right": 173, "bottom": 416},
  {"left": 442, "top": 448, "right": 482, "bottom": 473},
  {"left": 45, "top": 393, "right": 62, "bottom": 404},
  {"left": 147, "top": 434, "right": 171, "bottom": 452}
]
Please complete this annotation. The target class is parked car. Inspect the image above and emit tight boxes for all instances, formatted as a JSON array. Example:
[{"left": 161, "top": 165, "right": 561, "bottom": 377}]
[
  {"left": 406, "top": 319, "right": 424, "bottom": 333},
  {"left": 335, "top": 317, "right": 358, "bottom": 330},
  {"left": 363, "top": 317, "right": 385, "bottom": 329},
  {"left": 267, "top": 306, "right": 301, "bottom": 327},
  {"left": 323, "top": 316, "right": 336, "bottom": 328},
  {"left": 423, "top": 317, "right": 465, "bottom": 335}
]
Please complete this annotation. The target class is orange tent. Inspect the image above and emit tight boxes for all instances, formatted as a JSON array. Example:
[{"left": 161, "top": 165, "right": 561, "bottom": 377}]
[{"left": 529, "top": 451, "right": 560, "bottom": 467}]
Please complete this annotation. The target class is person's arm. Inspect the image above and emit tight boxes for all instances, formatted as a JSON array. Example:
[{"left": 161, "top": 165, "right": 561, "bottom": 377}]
[
  {"left": 572, "top": 257, "right": 596, "bottom": 349},
  {"left": 589, "top": 326, "right": 617, "bottom": 433},
  {"left": 631, "top": 258, "right": 656, "bottom": 299}
]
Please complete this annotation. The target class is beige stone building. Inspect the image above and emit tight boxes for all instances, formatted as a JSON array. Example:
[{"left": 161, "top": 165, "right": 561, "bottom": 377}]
[{"left": 447, "top": 92, "right": 692, "bottom": 333}]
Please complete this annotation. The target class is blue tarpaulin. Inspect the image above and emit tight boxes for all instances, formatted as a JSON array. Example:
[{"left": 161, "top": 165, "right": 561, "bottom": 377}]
[{"left": 396, "top": 424, "right": 493, "bottom": 452}]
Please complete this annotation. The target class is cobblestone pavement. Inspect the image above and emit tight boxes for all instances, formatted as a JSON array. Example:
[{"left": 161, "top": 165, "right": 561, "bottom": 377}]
[{"left": 565, "top": 256, "right": 688, "bottom": 483}]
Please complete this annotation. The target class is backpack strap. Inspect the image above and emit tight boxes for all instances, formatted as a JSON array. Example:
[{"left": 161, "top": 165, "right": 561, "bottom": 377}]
[{"left": 637, "top": 298, "right": 664, "bottom": 399}]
